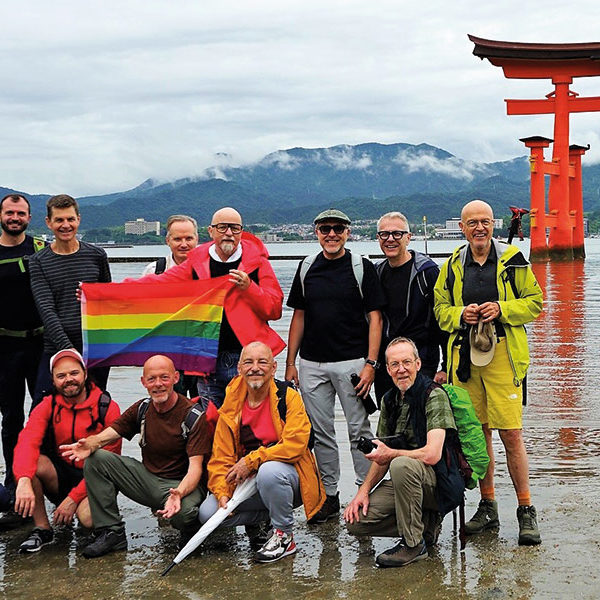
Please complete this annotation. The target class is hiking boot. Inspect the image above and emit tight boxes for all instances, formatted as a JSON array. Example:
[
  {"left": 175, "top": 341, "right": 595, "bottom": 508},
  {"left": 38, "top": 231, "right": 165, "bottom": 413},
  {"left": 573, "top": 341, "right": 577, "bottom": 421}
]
[
  {"left": 464, "top": 499, "right": 499, "bottom": 535},
  {"left": 19, "top": 527, "right": 54, "bottom": 553},
  {"left": 0, "top": 510, "right": 32, "bottom": 531},
  {"left": 82, "top": 528, "right": 127, "bottom": 558},
  {"left": 254, "top": 529, "right": 297, "bottom": 563},
  {"left": 307, "top": 493, "right": 340, "bottom": 524},
  {"left": 517, "top": 505, "right": 541, "bottom": 546},
  {"left": 245, "top": 520, "right": 272, "bottom": 551},
  {"left": 375, "top": 537, "right": 427, "bottom": 568},
  {"left": 423, "top": 512, "right": 443, "bottom": 547}
]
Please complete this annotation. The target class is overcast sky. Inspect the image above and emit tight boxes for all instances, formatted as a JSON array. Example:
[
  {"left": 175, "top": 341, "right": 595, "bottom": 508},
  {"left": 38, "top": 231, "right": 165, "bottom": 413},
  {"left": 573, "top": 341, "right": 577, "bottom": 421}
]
[{"left": 2, "top": 0, "right": 600, "bottom": 196}]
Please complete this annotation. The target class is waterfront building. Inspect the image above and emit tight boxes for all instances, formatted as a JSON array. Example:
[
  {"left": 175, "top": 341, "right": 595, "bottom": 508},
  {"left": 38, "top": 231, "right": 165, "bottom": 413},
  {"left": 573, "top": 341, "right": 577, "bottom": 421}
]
[{"left": 124, "top": 218, "right": 161, "bottom": 235}]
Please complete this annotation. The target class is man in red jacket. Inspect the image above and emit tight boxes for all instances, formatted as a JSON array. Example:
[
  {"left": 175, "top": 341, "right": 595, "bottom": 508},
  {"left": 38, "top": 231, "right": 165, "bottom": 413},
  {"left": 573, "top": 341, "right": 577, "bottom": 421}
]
[
  {"left": 133, "top": 207, "right": 284, "bottom": 408},
  {"left": 13, "top": 349, "right": 121, "bottom": 552}
]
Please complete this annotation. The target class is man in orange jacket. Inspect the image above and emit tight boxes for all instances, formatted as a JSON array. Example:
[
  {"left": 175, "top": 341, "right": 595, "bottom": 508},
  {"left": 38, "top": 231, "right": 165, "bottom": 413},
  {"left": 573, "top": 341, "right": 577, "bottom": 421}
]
[
  {"left": 198, "top": 341, "right": 325, "bottom": 563},
  {"left": 13, "top": 349, "right": 121, "bottom": 552}
]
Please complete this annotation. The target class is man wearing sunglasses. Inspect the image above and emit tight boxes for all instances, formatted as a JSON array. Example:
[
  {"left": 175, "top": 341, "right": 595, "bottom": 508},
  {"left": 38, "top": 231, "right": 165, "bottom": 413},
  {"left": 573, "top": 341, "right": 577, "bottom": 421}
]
[
  {"left": 373, "top": 212, "right": 448, "bottom": 403},
  {"left": 135, "top": 207, "right": 284, "bottom": 408},
  {"left": 286, "top": 209, "right": 384, "bottom": 523}
]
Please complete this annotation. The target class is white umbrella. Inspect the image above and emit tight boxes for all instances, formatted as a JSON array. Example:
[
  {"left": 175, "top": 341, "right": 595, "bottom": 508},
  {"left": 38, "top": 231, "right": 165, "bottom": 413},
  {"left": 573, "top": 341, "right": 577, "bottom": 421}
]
[{"left": 162, "top": 475, "right": 258, "bottom": 575}]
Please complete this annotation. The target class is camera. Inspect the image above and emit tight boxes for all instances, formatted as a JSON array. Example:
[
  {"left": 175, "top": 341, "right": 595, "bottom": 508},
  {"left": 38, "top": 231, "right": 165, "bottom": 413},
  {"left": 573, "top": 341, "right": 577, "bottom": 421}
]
[
  {"left": 357, "top": 436, "right": 376, "bottom": 454},
  {"left": 350, "top": 373, "right": 378, "bottom": 415}
]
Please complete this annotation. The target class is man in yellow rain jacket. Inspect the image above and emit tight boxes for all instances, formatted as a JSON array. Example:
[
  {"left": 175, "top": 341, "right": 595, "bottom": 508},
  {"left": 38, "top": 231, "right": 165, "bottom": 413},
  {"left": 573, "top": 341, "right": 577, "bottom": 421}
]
[
  {"left": 199, "top": 341, "right": 325, "bottom": 563},
  {"left": 434, "top": 200, "right": 543, "bottom": 546}
]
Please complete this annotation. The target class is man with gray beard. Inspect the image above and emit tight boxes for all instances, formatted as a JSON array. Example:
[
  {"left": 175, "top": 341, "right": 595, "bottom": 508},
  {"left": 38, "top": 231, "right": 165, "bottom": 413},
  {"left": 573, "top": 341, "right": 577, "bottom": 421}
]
[{"left": 133, "top": 207, "right": 284, "bottom": 408}]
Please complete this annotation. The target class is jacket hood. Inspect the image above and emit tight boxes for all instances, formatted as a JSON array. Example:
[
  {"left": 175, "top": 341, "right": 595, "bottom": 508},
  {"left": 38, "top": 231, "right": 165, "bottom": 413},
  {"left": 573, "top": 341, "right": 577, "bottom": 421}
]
[{"left": 412, "top": 250, "right": 438, "bottom": 273}]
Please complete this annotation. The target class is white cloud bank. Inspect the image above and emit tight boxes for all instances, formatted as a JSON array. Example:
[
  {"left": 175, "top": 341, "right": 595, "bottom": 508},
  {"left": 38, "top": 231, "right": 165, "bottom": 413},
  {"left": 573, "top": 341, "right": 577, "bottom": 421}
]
[{"left": 1, "top": 0, "right": 600, "bottom": 195}]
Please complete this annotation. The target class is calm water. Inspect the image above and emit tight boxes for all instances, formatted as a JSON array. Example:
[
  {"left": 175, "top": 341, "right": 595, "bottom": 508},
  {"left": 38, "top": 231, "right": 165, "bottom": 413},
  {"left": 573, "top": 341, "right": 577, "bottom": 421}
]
[{"left": 1, "top": 239, "right": 599, "bottom": 599}]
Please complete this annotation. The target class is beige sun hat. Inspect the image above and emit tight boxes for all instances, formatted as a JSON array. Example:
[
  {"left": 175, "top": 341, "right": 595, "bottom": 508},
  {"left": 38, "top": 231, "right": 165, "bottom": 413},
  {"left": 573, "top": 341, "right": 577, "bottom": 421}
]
[{"left": 470, "top": 321, "right": 496, "bottom": 367}]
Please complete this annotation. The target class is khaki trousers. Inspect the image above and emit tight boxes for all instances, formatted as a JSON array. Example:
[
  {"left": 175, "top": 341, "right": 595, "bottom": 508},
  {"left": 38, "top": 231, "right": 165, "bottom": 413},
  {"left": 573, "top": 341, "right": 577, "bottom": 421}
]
[{"left": 347, "top": 456, "right": 439, "bottom": 547}]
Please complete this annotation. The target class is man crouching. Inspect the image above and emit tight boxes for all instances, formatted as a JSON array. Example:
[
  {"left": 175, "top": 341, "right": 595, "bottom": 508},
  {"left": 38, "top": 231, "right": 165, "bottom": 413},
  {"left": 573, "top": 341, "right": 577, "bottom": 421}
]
[
  {"left": 61, "top": 355, "right": 212, "bottom": 558},
  {"left": 13, "top": 349, "right": 121, "bottom": 552},
  {"left": 344, "top": 337, "right": 463, "bottom": 567},
  {"left": 198, "top": 341, "right": 325, "bottom": 563}
]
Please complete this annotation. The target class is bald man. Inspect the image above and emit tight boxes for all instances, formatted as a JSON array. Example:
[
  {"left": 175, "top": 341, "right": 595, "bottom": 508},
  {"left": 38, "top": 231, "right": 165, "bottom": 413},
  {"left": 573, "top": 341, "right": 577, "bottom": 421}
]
[
  {"left": 60, "top": 355, "right": 212, "bottom": 558},
  {"left": 133, "top": 207, "right": 284, "bottom": 408},
  {"left": 199, "top": 341, "right": 324, "bottom": 563},
  {"left": 434, "top": 200, "right": 543, "bottom": 546}
]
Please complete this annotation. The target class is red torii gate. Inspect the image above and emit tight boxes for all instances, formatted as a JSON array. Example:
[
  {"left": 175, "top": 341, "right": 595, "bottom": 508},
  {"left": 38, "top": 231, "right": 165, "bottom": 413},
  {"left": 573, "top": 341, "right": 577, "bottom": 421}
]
[{"left": 469, "top": 35, "right": 600, "bottom": 261}]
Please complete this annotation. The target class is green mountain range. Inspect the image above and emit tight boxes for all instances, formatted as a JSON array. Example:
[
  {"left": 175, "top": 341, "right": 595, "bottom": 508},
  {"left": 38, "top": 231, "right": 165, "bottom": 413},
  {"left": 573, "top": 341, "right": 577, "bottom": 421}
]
[{"left": 4, "top": 141, "right": 600, "bottom": 230}]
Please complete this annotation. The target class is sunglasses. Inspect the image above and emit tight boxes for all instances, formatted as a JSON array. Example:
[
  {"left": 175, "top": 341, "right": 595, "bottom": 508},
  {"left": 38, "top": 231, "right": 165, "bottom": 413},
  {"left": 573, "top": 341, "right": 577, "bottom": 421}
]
[
  {"left": 376, "top": 230, "right": 409, "bottom": 241},
  {"left": 316, "top": 224, "right": 347, "bottom": 235},
  {"left": 211, "top": 223, "right": 243, "bottom": 234}
]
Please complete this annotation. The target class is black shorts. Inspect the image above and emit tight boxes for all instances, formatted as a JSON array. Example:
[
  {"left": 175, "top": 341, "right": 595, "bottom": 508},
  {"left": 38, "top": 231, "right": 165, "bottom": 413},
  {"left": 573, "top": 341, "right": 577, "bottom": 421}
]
[{"left": 46, "top": 454, "right": 83, "bottom": 506}]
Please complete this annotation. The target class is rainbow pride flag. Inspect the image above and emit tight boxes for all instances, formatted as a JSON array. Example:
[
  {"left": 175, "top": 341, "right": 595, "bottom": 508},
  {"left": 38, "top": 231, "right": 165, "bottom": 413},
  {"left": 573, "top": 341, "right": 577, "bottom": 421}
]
[{"left": 81, "top": 278, "right": 230, "bottom": 373}]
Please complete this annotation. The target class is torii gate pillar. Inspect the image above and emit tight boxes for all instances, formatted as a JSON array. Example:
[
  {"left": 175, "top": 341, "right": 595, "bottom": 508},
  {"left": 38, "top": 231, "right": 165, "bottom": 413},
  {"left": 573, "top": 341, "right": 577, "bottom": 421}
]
[{"left": 469, "top": 35, "right": 600, "bottom": 261}]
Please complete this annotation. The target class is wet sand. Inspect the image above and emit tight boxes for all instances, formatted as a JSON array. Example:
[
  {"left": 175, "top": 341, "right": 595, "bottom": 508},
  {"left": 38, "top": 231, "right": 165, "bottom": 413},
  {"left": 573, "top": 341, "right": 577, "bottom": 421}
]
[
  {"left": 2, "top": 254, "right": 599, "bottom": 599},
  {"left": 2, "top": 412, "right": 598, "bottom": 600}
]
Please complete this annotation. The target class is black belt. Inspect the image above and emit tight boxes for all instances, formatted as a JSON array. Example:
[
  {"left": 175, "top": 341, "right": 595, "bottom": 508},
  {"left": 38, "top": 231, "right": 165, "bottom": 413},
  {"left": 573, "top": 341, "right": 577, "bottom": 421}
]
[{"left": 0, "top": 326, "right": 44, "bottom": 338}]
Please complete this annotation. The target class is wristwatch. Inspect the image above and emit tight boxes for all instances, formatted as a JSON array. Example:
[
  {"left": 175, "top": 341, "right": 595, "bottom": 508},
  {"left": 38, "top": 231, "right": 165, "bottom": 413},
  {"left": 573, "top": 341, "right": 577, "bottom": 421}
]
[{"left": 365, "top": 358, "right": 380, "bottom": 369}]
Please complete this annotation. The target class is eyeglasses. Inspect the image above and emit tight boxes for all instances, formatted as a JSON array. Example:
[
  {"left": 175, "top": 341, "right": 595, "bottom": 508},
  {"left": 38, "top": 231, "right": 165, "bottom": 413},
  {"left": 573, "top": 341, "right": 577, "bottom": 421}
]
[
  {"left": 211, "top": 223, "right": 243, "bottom": 234},
  {"left": 388, "top": 359, "right": 416, "bottom": 370},
  {"left": 377, "top": 230, "right": 409, "bottom": 241},
  {"left": 316, "top": 224, "right": 347, "bottom": 235},
  {"left": 464, "top": 219, "right": 493, "bottom": 229}
]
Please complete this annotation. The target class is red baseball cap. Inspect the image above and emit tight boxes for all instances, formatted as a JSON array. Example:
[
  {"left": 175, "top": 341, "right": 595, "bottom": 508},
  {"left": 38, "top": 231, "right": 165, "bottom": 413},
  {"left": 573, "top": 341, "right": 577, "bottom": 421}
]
[{"left": 49, "top": 349, "right": 86, "bottom": 372}]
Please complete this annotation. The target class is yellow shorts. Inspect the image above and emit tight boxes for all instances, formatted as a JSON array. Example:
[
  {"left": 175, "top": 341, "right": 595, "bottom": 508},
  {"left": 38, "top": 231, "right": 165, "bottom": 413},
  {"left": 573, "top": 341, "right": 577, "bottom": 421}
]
[{"left": 451, "top": 337, "right": 523, "bottom": 430}]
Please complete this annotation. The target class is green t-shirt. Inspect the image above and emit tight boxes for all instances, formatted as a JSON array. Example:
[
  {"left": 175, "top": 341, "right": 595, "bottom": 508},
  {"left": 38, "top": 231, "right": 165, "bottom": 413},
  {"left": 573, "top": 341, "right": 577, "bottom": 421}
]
[{"left": 377, "top": 387, "right": 456, "bottom": 449}]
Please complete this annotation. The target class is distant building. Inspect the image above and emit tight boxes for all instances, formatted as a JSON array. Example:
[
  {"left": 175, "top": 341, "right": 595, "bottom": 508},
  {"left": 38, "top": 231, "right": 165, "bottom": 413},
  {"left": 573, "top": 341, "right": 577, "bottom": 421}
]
[
  {"left": 125, "top": 218, "right": 160, "bottom": 235},
  {"left": 257, "top": 232, "right": 283, "bottom": 243}
]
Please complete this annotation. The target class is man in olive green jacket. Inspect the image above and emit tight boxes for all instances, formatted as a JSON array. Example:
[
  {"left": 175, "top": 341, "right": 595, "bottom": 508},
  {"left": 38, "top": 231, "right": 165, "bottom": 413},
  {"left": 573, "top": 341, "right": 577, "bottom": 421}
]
[{"left": 434, "top": 200, "right": 543, "bottom": 547}]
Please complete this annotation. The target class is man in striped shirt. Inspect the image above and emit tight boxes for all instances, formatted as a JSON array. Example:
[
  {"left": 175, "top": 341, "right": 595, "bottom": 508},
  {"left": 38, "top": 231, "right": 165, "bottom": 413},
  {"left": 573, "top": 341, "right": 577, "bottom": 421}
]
[{"left": 29, "top": 195, "right": 111, "bottom": 407}]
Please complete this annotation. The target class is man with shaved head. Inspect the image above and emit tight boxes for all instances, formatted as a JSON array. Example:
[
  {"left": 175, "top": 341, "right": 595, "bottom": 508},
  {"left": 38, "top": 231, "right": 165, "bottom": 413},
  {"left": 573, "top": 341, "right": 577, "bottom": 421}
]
[
  {"left": 60, "top": 355, "right": 212, "bottom": 558},
  {"left": 199, "top": 341, "right": 324, "bottom": 563},
  {"left": 434, "top": 200, "right": 543, "bottom": 546},
  {"left": 134, "top": 207, "right": 284, "bottom": 408}
]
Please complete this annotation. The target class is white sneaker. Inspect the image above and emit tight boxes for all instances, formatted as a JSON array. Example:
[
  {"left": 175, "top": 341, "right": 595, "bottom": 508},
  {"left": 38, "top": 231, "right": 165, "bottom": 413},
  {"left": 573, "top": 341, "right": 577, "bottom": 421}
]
[{"left": 253, "top": 528, "right": 297, "bottom": 563}]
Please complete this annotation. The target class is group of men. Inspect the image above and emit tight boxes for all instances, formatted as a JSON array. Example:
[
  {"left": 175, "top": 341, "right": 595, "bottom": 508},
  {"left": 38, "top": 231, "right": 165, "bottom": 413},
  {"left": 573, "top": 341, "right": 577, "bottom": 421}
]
[{"left": 0, "top": 191, "right": 543, "bottom": 567}]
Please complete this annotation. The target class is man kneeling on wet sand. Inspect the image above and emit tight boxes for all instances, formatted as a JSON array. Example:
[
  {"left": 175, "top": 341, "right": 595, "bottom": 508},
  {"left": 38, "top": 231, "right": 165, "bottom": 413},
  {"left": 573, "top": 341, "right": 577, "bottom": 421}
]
[
  {"left": 61, "top": 355, "right": 212, "bottom": 558},
  {"left": 344, "top": 337, "right": 463, "bottom": 567},
  {"left": 13, "top": 349, "right": 121, "bottom": 552},
  {"left": 198, "top": 342, "right": 325, "bottom": 563}
]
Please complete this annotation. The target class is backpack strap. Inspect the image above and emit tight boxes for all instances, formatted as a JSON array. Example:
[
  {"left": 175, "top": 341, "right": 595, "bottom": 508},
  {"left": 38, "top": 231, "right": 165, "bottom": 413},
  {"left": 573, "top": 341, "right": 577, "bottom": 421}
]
[
  {"left": 275, "top": 379, "right": 315, "bottom": 449},
  {"left": 275, "top": 379, "right": 293, "bottom": 421},
  {"left": 88, "top": 391, "right": 112, "bottom": 431},
  {"left": 300, "top": 252, "right": 364, "bottom": 300},
  {"left": 154, "top": 256, "right": 167, "bottom": 275},
  {"left": 181, "top": 404, "right": 205, "bottom": 440},
  {"left": 33, "top": 237, "right": 46, "bottom": 252},
  {"left": 350, "top": 252, "right": 364, "bottom": 300},
  {"left": 137, "top": 398, "right": 152, "bottom": 448},
  {"left": 299, "top": 254, "right": 319, "bottom": 298}
]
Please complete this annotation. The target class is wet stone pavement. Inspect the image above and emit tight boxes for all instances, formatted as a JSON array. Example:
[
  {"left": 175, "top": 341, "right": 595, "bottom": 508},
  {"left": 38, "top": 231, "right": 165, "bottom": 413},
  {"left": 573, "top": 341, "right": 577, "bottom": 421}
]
[{"left": 1, "top": 254, "right": 600, "bottom": 599}]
